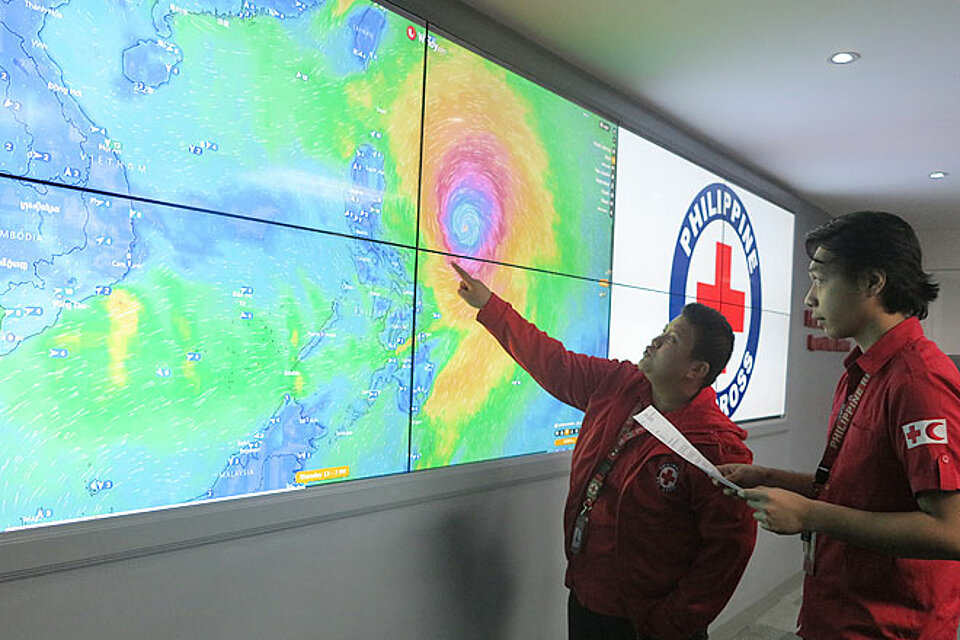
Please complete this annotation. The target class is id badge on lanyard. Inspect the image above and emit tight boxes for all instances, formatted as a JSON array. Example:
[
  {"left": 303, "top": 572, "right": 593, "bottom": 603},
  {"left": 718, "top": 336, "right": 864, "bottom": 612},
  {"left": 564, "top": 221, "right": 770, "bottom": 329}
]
[{"left": 802, "top": 531, "right": 817, "bottom": 575}]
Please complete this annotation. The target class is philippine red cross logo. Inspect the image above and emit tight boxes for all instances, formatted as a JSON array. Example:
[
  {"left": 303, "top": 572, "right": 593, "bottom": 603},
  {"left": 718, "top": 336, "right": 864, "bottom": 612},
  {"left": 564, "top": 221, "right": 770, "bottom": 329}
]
[
  {"left": 656, "top": 462, "right": 681, "bottom": 492},
  {"left": 670, "top": 183, "right": 762, "bottom": 418}
]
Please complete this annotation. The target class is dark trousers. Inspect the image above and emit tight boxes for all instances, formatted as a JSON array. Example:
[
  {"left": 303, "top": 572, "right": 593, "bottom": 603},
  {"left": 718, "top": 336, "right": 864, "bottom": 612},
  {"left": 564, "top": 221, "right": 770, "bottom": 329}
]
[{"left": 568, "top": 592, "right": 708, "bottom": 640}]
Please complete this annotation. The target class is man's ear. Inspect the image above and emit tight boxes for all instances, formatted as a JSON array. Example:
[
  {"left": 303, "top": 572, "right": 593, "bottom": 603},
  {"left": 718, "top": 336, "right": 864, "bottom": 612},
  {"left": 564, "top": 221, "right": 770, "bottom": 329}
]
[
  {"left": 688, "top": 360, "right": 710, "bottom": 385},
  {"left": 862, "top": 269, "right": 887, "bottom": 298}
]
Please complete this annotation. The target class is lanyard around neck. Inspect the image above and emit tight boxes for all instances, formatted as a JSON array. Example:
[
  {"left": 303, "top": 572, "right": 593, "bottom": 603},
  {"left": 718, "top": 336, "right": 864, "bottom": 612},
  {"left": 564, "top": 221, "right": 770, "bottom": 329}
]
[
  {"left": 570, "top": 417, "right": 648, "bottom": 555},
  {"left": 812, "top": 372, "right": 871, "bottom": 496}
]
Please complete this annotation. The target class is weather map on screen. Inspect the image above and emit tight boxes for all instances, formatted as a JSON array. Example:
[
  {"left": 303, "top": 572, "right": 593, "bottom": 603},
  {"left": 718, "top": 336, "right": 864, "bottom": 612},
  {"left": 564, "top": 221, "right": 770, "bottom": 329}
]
[
  {"left": 410, "top": 254, "right": 610, "bottom": 469},
  {"left": 0, "top": 0, "right": 424, "bottom": 244},
  {"left": 407, "top": 33, "right": 615, "bottom": 468},
  {"left": 0, "top": 179, "right": 415, "bottom": 530},
  {"left": 417, "top": 33, "right": 617, "bottom": 280}
]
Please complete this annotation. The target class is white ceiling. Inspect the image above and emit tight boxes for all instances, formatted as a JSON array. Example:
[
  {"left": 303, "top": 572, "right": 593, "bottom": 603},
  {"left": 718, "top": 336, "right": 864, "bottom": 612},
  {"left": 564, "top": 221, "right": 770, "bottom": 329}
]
[{"left": 456, "top": 0, "right": 960, "bottom": 232}]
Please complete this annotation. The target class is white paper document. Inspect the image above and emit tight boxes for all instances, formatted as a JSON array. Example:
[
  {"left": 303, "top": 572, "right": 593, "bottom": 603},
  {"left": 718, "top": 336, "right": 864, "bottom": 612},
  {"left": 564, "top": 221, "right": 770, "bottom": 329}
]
[{"left": 633, "top": 405, "right": 743, "bottom": 492}]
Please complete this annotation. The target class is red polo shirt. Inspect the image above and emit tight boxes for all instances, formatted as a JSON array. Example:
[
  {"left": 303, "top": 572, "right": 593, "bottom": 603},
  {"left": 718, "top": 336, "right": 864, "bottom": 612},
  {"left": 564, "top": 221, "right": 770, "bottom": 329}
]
[{"left": 798, "top": 317, "right": 960, "bottom": 639}]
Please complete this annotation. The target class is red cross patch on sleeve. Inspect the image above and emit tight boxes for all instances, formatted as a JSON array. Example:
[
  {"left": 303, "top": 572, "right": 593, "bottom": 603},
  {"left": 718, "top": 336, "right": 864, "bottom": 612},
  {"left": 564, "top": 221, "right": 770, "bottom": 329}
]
[{"left": 901, "top": 419, "right": 948, "bottom": 449}]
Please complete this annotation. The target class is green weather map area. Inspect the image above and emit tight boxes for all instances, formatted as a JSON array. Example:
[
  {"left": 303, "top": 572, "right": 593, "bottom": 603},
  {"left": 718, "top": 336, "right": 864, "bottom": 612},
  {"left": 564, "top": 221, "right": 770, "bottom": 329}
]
[{"left": 0, "top": 0, "right": 614, "bottom": 530}]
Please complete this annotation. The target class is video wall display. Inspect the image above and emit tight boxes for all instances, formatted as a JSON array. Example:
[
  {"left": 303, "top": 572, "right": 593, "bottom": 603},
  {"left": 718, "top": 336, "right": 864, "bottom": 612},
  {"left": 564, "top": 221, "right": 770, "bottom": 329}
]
[
  {"left": 609, "top": 130, "right": 795, "bottom": 421},
  {"left": 419, "top": 32, "right": 617, "bottom": 280},
  {"left": 0, "top": 0, "right": 792, "bottom": 531}
]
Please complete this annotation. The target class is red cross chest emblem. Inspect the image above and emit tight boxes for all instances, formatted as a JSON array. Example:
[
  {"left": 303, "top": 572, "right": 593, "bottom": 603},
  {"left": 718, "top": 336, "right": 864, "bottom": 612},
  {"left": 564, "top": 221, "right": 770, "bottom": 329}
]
[{"left": 656, "top": 462, "right": 681, "bottom": 492}]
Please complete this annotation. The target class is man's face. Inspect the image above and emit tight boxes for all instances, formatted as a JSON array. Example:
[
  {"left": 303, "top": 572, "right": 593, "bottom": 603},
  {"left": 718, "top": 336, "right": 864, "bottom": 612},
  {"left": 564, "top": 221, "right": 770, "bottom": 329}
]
[
  {"left": 638, "top": 315, "right": 701, "bottom": 385},
  {"left": 804, "top": 247, "right": 872, "bottom": 339}
]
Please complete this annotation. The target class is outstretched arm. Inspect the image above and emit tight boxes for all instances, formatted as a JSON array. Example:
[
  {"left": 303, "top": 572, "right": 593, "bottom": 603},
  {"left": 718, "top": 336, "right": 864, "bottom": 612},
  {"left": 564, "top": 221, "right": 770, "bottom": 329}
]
[{"left": 450, "top": 261, "right": 618, "bottom": 411}]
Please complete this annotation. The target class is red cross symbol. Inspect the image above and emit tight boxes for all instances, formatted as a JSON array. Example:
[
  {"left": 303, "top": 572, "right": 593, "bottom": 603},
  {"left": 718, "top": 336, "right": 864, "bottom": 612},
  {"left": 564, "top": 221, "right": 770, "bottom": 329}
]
[
  {"left": 657, "top": 463, "right": 679, "bottom": 491},
  {"left": 697, "top": 242, "right": 745, "bottom": 333},
  {"left": 905, "top": 424, "right": 923, "bottom": 445}
]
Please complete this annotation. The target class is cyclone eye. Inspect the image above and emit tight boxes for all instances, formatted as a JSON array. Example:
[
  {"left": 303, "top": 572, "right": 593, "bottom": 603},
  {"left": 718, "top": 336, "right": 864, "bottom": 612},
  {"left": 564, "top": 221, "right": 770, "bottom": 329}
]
[{"left": 434, "top": 136, "right": 507, "bottom": 260}]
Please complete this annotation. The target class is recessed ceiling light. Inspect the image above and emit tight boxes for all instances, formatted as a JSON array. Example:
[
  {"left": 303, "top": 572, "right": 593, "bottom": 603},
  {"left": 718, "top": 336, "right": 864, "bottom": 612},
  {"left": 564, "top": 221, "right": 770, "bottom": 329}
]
[
  {"left": 829, "top": 51, "right": 861, "bottom": 65},
  {"left": 929, "top": 171, "right": 948, "bottom": 179}
]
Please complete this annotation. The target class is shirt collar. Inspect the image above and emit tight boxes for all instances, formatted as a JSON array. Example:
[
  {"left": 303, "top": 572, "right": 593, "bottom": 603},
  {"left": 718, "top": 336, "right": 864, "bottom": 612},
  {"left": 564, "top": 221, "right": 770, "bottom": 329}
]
[{"left": 843, "top": 316, "right": 924, "bottom": 375}]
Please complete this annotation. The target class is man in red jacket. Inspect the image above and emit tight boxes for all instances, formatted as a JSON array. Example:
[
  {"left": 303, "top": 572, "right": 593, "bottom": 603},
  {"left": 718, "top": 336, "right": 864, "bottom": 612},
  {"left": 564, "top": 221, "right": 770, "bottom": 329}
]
[{"left": 451, "top": 262, "right": 757, "bottom": 640}]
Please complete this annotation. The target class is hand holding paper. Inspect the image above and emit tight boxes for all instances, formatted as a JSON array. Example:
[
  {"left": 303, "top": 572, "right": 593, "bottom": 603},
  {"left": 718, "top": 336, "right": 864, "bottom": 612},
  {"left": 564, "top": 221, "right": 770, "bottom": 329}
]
[{"left": 633, "top": 405, "right": 743, "bottom": 493}]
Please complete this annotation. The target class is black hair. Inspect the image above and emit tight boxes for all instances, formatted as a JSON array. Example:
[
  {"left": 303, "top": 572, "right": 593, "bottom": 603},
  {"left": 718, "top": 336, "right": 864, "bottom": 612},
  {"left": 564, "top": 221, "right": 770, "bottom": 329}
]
[
  {"left": 805, "top": 211, "right": 939, "bottom": 319},
  {"left": 680, "top": 303, "right": 734, "bottom": 388}
]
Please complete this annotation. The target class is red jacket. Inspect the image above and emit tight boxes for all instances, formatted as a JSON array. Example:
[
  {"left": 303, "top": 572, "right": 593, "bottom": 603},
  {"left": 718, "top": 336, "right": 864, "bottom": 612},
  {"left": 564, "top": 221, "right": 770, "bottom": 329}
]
[{"left": 478, "top": 294, "right": 757, "bottom": 639}]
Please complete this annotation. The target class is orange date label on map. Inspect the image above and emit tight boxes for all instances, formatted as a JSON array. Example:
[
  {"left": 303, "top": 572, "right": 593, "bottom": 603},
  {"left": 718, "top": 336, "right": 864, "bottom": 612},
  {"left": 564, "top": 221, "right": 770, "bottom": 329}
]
[{"left": 295, "top": 466, "right": 350, "bottom": 484}]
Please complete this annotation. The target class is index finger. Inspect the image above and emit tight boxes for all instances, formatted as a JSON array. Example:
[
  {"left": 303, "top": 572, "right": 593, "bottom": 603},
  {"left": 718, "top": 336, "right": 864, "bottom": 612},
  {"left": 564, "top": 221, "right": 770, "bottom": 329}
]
[
  {"left": 450, "top": 261, "right": 472, "bottom": 282},
  {"left": 716, "top": 463, "right": 737, "bottom": 476},
  {"left": 741, "top": 488, "right": 767, "bottom": 505}
]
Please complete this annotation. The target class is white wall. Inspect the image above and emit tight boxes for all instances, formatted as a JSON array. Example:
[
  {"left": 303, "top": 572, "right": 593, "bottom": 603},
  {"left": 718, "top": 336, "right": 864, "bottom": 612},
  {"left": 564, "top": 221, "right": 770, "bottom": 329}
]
[{"left": 918, "top": 228, "right": 960, "bottom": 355}]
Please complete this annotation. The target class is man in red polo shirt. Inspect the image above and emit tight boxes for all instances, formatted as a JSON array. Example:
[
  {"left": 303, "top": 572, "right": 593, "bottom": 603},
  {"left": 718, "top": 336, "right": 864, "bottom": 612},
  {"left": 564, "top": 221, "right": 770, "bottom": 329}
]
[
  {"left": 720, "top": 211, "right": 960, "bottom": 639},
  {"left": 451, "top": 262, "right": 757, "bottom": 640}
]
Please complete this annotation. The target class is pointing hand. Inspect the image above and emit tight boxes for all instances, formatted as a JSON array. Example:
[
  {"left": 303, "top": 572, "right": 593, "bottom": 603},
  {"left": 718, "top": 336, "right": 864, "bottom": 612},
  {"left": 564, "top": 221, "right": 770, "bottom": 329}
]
[{"left": 451, "top": 262, "right": 492, "bottom": 310}]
